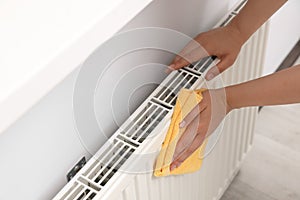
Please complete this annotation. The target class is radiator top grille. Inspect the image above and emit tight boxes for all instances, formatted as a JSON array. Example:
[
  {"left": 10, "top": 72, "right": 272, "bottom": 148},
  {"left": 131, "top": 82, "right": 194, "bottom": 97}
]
[{"left": 55, "top": 1, "right": 247, "bottom": 199}]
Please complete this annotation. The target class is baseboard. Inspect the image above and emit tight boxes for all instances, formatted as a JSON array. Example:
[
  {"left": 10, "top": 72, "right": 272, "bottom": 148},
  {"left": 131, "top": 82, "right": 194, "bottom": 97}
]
[{"left": 276, "top": 39, "right": 300, "bottom": 72}]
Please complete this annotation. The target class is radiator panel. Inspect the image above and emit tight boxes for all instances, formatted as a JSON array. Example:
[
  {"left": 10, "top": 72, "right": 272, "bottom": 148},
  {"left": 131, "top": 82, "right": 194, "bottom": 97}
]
[
  {"left": 115, "top": 22, "right": 267, "bottom": 200},
  {"left": 54, "top": 1, "right": 269, "bottom": 199}
]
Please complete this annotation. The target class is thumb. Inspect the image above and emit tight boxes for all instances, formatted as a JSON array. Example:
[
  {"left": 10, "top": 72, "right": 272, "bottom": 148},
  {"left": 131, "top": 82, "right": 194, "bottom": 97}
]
[{"left": 171, "top": 47, "right": 209, "bottom": 70}]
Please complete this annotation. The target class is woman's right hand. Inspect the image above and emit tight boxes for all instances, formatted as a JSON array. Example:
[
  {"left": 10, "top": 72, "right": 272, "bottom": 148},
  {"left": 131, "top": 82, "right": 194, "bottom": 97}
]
[
  {"left": 170, "top": 88, "right": 231, "bottom": 171},
  {"left": 168, "top": 25, "right": 244, "bottom": 80}
]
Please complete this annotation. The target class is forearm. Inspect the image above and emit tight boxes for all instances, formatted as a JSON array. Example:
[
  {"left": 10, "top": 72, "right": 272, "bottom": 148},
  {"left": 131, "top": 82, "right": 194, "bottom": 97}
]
[
  {"left": 228, "top": 0, "right": 287, "bottom": 43},
  {"left": 226, "top": 64, "right": 300, "bottom": 110}
]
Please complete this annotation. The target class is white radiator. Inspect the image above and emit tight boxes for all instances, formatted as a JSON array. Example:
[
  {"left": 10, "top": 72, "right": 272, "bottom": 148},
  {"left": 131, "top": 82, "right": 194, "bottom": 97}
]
[{"left": 53, "top": 1, "right": 268, "bottom": 199}]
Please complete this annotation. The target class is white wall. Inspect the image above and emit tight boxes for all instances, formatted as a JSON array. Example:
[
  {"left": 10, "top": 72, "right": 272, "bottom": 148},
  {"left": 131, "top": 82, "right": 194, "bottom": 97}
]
[
  {"left": 263, "top": 0, "right": 300, "bottom": 75},
  {"left": 1, "top": 0, "right": 298, "bottom": 199},
  {"left": 0, "top": 0, "right": 231, "bottom": 199},
  {"left": 0, "top": 69, "right": 88, "bottom": 200}
]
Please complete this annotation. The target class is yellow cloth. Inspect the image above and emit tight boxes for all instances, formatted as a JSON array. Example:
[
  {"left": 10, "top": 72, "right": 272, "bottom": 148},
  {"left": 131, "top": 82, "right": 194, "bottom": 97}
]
[{"left": 154, "top": 88, "right": 207, "bottom": 177}]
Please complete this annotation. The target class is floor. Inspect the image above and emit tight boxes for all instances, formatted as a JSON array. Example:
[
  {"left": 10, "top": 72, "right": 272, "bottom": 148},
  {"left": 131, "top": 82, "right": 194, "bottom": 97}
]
[{"left": 221, "top": 57, "right": 300, "bottom": 200}]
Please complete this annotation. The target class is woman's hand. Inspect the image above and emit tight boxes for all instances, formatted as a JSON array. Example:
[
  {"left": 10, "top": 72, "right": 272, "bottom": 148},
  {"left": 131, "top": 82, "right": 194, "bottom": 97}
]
[
  {"left": 168, "top": 25, "right": 244, "bottom": 80},
  {"left": 170, "top": 89, "right": 231, "bottom": 171},
  {"left": 167, "top": 0, "right": 287, "bottom": 80}
]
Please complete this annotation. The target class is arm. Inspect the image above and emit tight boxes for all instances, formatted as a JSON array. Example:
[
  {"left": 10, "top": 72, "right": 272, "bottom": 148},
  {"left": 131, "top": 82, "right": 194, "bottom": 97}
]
[
  {"left": 170, "top": 64, "right": 300, "bottom": 171},
  {"left": 228, "top": 0, "right": 287, "bottom": 42},
  {"left": 227, "top": 64, "right": 300, "bottom": 109},
  {"left": 169, "top": 0, "right": 287, "bottom": 80}
]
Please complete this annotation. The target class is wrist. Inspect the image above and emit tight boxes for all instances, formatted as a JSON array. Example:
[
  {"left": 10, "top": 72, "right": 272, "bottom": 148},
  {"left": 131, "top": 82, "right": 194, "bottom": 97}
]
[
  {"left": 209, "top": 88, "right": 232, "bottom": 115},
  {"left": 225, "top": 86, "right": 236, "bottom": 113},
  {"left": 226, "top": 20, "right": 247, "bottom": 46}
]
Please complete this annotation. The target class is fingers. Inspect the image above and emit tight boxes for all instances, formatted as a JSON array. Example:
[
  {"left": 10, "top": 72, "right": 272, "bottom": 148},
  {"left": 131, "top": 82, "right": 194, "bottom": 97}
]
[
  {"left": 170, "top": 95, "right": 211, "bottom": 171},
  {"left": 172, "top": 115, "right": 200, "bottom": 162},
  {"left": 173, "top": 94, "right": 208, "bottom": 160},
  {"left": 170, "top": 130, "right": 206, "bottom": 171},
  {"left": 179, "top": 103, "right": 205, "bottom": 128},
  {"left": 169, "top": 57, "right": 190, "bottom": 72},
  {"left": 169, "top": 47, "right": 208, "bottom": 71},
  {"left": 205, "top": 55, "right": 235, "bottom": 80},
  {"left": 171, "top": 39, "right": 201, "bottom": 63},
  {"left": 205, "top": 65, "right": 219, "bottom": 81}
]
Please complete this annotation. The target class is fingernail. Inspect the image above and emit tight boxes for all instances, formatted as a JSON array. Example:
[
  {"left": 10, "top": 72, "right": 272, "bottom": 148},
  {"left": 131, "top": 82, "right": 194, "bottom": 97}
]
[
  {"left": 179, "top": 120, "right": 186, "bottom": 128},
  {"left": 206, "top": 73, "right": 214, "bottom": 81},
  {"left": 165, "top": 68, "right": 171, "bottom": 73}
]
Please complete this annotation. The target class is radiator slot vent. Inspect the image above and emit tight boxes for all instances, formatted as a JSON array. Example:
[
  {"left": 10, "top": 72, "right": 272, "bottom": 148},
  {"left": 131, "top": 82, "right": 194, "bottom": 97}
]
[
  {"left": 116, "top": 135, "right": 139, "bottom": 148},
  {"left": 184, "top": 56, "right": 217, "bottom": 74},
  {"left": 138, "top": 109, "right": 168, "bottom": 143},
  {"left": 59, "top": 181, "right": 98, "bottom": 200},
  {"left": 220, "top": 14, "right": 235, "bottom": 27},
  {"left": 120, "top": 102, "right": 169, "bottom": 142},
  {"left": 180, "top": 67, "right": 201, "bottom": 76},
  {"left": 199, "top": 56, "right": 217, "bottom": 73},
  {"left": 120, "top": 102, "right": 167, "bottom": 141},
  {"left": 154, "top": 70, "right": 199, "bottom": 106},
  {"left": 150, "top": 98, "right": 172, "bottom": 110},
  {"left": 78, "top": 177, "right": 101, "bottom": 192},
  {"left": 79, "top": 139, "right": 136, "bottom": 191},
  {"left": 234, "top": 0, "right": 247, "bottom": 13},
  {"left": 93, "top": 146, "right": 134, "bottom": 187},
  {"left": 187, "top": 58, "right": 209, "bottom": 71}
]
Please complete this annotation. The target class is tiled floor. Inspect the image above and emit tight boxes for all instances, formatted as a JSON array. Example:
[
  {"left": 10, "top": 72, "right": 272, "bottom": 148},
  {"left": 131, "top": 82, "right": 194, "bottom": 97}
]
[{"left": 221, "top": 57, "right": 300, "bottom": 200}]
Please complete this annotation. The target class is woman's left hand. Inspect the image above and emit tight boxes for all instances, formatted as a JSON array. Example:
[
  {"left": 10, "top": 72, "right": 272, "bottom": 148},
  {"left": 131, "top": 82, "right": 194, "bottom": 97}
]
[{"left": 170, "top": 89, "right": 230, "bottom": 171}]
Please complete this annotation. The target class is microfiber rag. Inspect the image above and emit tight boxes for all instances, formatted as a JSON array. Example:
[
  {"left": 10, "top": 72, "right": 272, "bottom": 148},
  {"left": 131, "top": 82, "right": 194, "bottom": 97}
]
[{"left": 154, "top": 88, "right": 207, "bottom": 177}]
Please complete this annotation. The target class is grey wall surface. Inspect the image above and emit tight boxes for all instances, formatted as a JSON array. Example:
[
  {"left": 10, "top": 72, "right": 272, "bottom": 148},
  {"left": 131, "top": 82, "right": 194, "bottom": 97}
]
[{"left": 0, "top": 0, "right": 230, "bottom": 199}]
